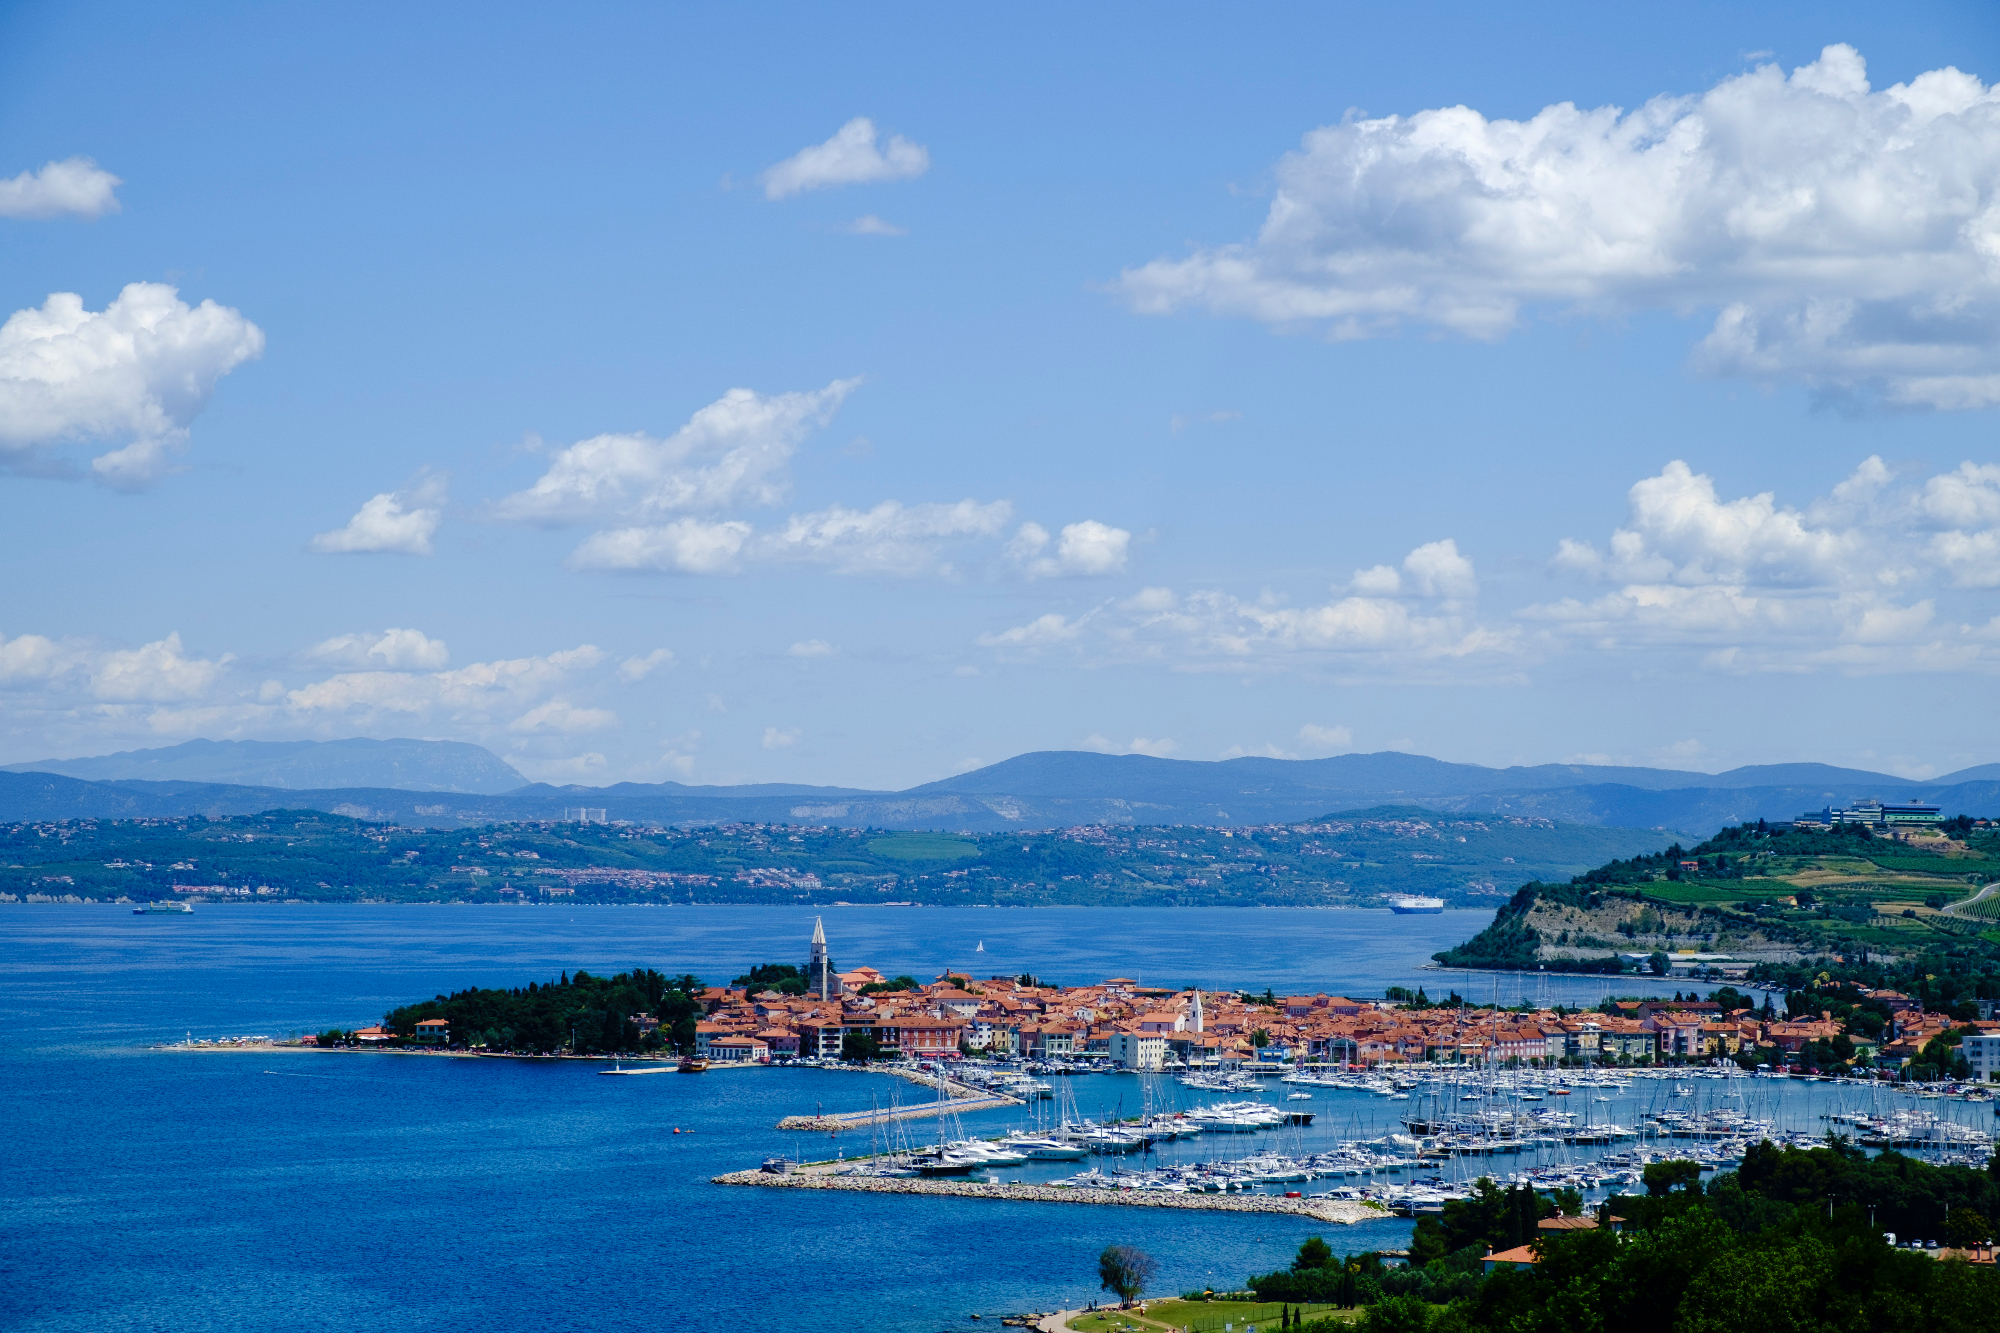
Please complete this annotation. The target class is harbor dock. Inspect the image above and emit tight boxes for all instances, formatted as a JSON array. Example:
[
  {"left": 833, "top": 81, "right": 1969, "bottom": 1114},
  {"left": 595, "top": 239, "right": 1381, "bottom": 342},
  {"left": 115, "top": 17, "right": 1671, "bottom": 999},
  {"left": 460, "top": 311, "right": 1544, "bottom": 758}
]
[{"left": 712, "top": 1165, "right": 1385, "bottom": 1224}]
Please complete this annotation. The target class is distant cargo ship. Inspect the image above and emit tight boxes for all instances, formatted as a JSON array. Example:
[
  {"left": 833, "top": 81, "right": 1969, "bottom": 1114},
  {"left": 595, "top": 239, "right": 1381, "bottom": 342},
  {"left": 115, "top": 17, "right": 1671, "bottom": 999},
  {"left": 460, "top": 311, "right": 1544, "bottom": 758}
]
[
  {"left": 133, "top": 902, "right": 194, "bottom": 915},
  {"left": 1387, "top": 895, "right": 1444, "bottom": 914}
]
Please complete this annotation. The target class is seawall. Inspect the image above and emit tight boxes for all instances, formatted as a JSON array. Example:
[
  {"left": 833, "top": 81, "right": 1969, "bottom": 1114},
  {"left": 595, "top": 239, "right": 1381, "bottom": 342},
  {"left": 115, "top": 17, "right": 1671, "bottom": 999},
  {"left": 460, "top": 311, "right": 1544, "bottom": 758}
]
[{"left": 712, "top": 1169, "right": 1384, "bottom": 1224}]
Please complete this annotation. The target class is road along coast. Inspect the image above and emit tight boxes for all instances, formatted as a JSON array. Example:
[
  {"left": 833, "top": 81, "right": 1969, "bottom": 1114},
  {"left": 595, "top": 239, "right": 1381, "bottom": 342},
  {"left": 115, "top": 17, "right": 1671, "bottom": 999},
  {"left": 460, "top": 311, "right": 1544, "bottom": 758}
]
[{"left": 712, "top": 1167, "right": 1385, "bottom": 1224}]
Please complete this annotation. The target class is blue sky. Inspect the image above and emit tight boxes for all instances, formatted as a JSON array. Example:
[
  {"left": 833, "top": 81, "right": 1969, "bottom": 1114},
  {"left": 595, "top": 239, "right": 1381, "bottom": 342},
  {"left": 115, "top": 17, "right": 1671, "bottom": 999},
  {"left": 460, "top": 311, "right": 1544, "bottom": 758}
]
[{"left": 4, "top": 2, "right": 2000, "bottom": 788}]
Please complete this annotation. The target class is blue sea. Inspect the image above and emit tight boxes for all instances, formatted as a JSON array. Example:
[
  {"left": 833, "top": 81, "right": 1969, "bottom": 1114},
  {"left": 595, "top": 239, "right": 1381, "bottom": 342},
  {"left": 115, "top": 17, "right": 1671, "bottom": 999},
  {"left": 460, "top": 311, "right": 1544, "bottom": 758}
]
[{"left": 0, "top": 904, "right": 1741, "bottom": 1332}]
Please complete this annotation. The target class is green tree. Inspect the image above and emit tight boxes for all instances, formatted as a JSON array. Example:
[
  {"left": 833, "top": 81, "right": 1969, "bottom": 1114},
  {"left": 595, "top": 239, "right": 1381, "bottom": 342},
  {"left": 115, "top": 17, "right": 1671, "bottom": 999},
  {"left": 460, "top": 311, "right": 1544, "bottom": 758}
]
[
  {"left": 1362, "top": 1294, "right": 1434, "bottom": 1333},
  {"left": 1293, "top": 1236, "right": 1334, "bottom": 1271},
  {"left": 840, "top": 1029, "right": 881, "bottom": 1061},
  {"left": 1098, "top": 1244, "right": 1157, "bottom": 1305}
]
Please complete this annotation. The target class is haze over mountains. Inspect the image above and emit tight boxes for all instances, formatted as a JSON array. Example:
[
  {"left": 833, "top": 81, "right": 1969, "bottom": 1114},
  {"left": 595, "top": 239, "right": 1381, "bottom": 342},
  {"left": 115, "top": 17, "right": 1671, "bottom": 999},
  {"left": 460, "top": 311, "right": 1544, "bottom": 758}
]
[
  {"left": 2, "top": 738, "right": 1998, "bottom": 836},
  {"left": 0, "top": 739, "right": 526, "bottom": 794}
]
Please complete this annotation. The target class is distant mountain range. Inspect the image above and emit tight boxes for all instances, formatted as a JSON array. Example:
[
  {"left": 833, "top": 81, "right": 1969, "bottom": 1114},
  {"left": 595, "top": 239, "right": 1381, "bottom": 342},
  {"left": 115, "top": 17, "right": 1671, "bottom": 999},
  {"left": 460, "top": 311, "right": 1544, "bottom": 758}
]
[
  {"left": 0, "top": 738, "right": 526, "bottom": 794},
  {"left": 1, "top": 740, "right": 1994, "bottom": 835}
]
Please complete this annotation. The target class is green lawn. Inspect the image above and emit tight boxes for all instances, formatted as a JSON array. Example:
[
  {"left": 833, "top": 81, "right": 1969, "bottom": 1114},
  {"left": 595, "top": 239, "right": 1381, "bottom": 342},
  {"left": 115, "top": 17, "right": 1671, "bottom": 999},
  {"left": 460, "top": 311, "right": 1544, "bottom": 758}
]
[
  {"left": 863, "top": 832, "right": 981, "bottom": 862},
  {"left": 1066, "top": 1300, "right": 1349, "bottom": 1333}
]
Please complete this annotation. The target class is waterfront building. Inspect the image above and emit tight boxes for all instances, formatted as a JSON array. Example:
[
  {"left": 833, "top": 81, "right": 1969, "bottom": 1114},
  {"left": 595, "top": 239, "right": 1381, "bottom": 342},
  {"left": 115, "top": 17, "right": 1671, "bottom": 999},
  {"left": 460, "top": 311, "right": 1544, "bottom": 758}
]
[
  {"left": 1107, "top": 1029, "right": 1166, "bottom": 1070},
  {"left": 412, "top": 1018, "right": 450, "bottom": 1045},
  {"left": 1966, "top": 1032, "right": 2000, "bottom": 1082}
]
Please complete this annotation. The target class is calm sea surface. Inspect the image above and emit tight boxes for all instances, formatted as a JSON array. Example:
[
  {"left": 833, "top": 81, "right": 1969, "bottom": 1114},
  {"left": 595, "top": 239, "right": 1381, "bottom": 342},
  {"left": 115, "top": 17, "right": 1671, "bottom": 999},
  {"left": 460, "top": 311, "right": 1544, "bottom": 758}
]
[{"left": 0, "top": 904, "right": 1779, "bottom": 1332}]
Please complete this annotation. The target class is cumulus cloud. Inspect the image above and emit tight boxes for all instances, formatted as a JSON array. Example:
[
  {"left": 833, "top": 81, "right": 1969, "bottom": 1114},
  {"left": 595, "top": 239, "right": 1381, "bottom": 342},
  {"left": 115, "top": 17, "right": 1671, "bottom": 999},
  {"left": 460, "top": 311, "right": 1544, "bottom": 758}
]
[
  {"left": 569, "top": 519, "right": 753, "bottom": 574},
  {"left": 0, "top": 157, "right": 121, "bottom": 219},
  {"left": 1350, "top": 539, "right": 1477, "bottom": 599},
  {"left": 496, "top": 381, "right": 858, "bottom": 526},
  {"left": 500, "top": 381, "right": 1021, "bottom": 579},
  {"left": 1086, "top": 734, "right": 1179, "bottom": 758},
  {"left": 762, "top": 726, "right": 800, "bottom": 749},
  {"left": 788, "top": 639, "right": 837, "bottom": 658},
  {"left": 307, "top": 629, "right": 450, "bottom": 671},
  {"left": 0, "top": 627, "right": 630, "bottom": 763},
  {"left": 978, "top": 542, "right": 1510, "bottom": 673},
  {"left": 1118, "top": 45, "right": 2000, "bottom": 408},
  {"left": 1530, "top": 456, "right": 2000, "bottom": 671},
  {"left": 1008, "top": 520, "right": 1133, "bottom": 578},
  {"left": 0, "top": 283, "right": 263, "bottom": 486},
  {"left": 286, "top": 645, "right": 604, "bottom": 719},
  {"left": 310, "top": 476, "right": 446, "bottom": 555},
  {"left": 1298, "top": 723, "right": 1355, "bottom": 752},
  {"left": 761, "top": 118, "right": 929, "bottom": 199},
  {"left": 91, "top": 633, "right": 231, "bottom": 701},
  {"left": 617, "top": 649, "right": 675, "bottom": 682}
]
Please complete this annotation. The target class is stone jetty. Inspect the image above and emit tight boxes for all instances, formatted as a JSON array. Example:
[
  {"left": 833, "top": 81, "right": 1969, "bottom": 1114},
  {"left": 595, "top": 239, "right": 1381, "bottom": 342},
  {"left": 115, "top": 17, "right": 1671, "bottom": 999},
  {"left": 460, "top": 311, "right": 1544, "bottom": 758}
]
[
  {"left": 712, "top": 1168, "right": 1384, "bottom": 1224},
  {"left": 776, "top": 1093, "right": 1021, "bottom": 1131}
]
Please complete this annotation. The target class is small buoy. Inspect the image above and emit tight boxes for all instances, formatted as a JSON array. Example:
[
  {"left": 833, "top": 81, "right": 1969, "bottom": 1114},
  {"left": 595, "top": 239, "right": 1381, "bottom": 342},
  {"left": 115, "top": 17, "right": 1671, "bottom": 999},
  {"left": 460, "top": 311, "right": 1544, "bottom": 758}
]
[{"left": 673, "top": 1127, "right": 681, "bottom": 1134}]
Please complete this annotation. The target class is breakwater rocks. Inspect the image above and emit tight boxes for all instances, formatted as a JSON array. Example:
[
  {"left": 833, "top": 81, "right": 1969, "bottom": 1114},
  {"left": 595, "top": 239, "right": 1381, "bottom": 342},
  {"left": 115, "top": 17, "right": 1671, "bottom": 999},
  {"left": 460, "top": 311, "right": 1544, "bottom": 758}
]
[
  {"left": 712, "top": 1169, "right": 1384, "bottom": 1224},
  {"left": 776, "top": 1094, "right": 1021, "bottom": 1131}
]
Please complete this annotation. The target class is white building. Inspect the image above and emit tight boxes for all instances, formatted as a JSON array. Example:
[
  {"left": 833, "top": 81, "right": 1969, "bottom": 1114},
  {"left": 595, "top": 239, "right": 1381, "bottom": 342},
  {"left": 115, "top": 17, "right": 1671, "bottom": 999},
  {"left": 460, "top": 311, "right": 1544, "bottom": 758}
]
[
  {"left": 1965, "top": 1032, "right": 2000, "bottom": 1082},
  {"left": 1108, "top": 1030, "right": 1166, "bottom": 1071}
]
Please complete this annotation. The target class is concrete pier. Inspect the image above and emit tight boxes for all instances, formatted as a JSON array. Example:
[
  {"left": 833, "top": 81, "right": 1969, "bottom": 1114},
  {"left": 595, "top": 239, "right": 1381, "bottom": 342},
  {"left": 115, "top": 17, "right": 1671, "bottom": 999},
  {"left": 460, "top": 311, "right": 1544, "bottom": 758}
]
[{"left": 712, "top": 1168, "right": 1385, "bottom": 1224}]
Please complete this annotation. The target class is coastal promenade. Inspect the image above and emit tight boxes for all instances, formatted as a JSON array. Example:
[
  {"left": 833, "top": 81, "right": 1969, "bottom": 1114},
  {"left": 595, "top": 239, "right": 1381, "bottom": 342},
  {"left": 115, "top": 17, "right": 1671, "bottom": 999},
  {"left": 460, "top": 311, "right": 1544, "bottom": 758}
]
[{"left": 713, "top": 1166, "right": 1384, "bottom": 1225}]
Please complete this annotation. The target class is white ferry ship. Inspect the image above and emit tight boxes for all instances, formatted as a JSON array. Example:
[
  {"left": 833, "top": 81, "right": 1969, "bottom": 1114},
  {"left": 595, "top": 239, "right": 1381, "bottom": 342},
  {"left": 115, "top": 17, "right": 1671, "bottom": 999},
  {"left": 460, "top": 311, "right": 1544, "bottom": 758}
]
[{"left": 1386, "top": 895, "right": 1444, "bottom": 914}]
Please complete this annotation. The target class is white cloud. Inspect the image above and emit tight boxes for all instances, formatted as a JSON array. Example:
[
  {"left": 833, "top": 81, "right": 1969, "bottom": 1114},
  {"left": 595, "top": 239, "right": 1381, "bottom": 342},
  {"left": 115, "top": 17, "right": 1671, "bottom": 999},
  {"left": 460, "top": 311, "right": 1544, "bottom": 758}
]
[
  {"left": 286, "top": 645, "right": 603, "bottom": 720},
  {"left": 843, "top": 215, "right": 908, "bottom": 236},
  {"left": 0, "top": 283, "right": 263, "bottom": 487},
  {"left": 310, "top": 477, "right": 445, "bottom": 555},
  {"left": 1009, "top": 519, "right": 1133, "bottom": 578},
  {"left": 976, "top": 612, "right": 1086, "bottom": 649},
  {"left": 497, "top": 380, "right": 857, "bottom": 526},
  {"left": 1529, "top": 455, "right": 2000, "bottom": 671},
  {"left": 1298, "top": 723, "right": 1355, "bottom": 752},
  {"left": 0, "top": 632, "right": 61, "bottom": 684},
  {"left": 788, "top": 639, "right": 837, "bottom": 658},
  {"left": 762, "top": 726, "right": 800, "bottom": 749},
  {"left": 1118, "top": 45, "right": 2000, "bottom": 407},
  {"left": 761, "top": 118, "right": 929, "bottom": 199},
  {"left": 1220, "top": 740, "right": 1298, "bottom": 760},
  {"left": 979, "top": 543, "right": 1510, "bottom": 674},
  {"left": 91, "top": 633, "right": 230, "bottom": 702},
  {"left": 1086, "top": 734, "right": 1179, "bottom": 757},
  {"left": 509, "top": 699, "right": 618, "bottom": 734},
  {"left": 0, "top": 158, "right": 121, "bottom": 219},
  {"left": 307, "top": 629, "right": 450, "bottom": 671},
  {"left": 617, "top": 649, "right": 675, "bottom": 682},
  {"left": 569, "top": 519, "right": 754, "bottom": 574},
  {"left": 765, "top": 499, "right": 1011, "bottom": 575}
]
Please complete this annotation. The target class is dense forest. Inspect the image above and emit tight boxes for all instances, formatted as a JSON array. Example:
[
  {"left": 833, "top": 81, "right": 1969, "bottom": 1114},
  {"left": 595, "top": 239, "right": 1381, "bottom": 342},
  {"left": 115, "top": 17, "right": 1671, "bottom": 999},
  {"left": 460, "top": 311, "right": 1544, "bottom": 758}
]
[
  {"left": 351, "top": 967, "right": 709, "bottom": 1055},
  {"left": 0, "top": 806, "right": 1669, "bottom": 908},
  {"left": 1242, "top": 1143, "right": 2000, "bottom": 1332}
]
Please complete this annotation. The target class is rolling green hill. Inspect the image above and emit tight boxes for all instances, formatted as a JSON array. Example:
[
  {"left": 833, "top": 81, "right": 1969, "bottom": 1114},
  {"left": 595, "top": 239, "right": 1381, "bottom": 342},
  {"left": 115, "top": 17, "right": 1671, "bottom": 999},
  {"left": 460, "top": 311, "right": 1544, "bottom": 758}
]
[{"left": 0, "top": 805, "right": 1675, "bottom": 908}]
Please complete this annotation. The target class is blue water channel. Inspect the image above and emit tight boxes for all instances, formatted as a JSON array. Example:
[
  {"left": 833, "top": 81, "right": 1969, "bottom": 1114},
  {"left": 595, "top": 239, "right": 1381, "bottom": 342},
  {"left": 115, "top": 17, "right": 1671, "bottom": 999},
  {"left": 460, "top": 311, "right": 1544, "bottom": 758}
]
[{"left": 0, "top": 903, "right": 1947, "bottom": 1332}]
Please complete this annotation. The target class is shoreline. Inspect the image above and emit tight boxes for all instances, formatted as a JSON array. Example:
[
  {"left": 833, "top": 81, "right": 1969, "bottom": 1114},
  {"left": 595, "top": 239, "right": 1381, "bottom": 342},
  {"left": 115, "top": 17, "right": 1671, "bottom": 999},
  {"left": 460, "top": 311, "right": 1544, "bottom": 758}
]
[{"left": 712, "top": 1168, "right": 1387, "bottom": 1224}]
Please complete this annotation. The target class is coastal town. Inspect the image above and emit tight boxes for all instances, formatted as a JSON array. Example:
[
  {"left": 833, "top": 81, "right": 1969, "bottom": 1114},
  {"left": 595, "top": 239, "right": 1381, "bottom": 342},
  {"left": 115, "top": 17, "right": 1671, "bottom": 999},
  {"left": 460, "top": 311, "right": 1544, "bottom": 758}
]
[{"left": 324, "top": 919, "right": 2000, "bottom": 1081}]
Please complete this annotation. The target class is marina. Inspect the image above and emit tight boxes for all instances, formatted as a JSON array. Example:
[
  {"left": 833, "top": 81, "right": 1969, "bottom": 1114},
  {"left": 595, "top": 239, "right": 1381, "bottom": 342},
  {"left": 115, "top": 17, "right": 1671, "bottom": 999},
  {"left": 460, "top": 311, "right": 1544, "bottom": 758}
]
[{"left": 743, "top": 1057, "right": 2000, "bottom": 1214}]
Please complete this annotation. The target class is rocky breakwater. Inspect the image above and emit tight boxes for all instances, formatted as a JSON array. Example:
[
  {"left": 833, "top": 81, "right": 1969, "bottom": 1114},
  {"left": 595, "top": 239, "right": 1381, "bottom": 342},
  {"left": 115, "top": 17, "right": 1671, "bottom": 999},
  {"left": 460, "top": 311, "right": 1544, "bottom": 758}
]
[{"left": 712, "top": 1168, "right": 1385, "bottom": 1225}]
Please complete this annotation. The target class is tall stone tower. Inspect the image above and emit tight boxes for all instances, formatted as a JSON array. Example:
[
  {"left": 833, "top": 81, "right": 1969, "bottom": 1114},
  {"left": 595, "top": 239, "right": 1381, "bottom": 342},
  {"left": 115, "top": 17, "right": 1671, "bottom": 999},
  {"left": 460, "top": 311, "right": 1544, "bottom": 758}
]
[
  {"left": 808, "top": 917, "right": 835, "bottom": 1001},
  {"left": 1191, "top": 989, "right": 1204, "bottom": 1034}
]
